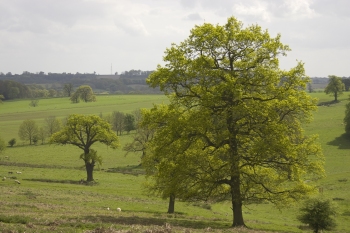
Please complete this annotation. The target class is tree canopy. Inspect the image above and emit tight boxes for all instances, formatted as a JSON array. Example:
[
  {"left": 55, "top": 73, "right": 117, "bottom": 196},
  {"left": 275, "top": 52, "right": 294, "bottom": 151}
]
[
  {"left": 142, "top": 17, "right": 325, "bottom": 227},
  {"left": 324, "top": 75, "right": 345, "bottom": 102},
  {"left": 18, "top": 119, "right": 39, "bottom": 145},
  {"left": 49, "top": 114, "right": 119, "bottom": 181},
  {"left": 70, "top": 85, "right": 96, "bottom": 103}
]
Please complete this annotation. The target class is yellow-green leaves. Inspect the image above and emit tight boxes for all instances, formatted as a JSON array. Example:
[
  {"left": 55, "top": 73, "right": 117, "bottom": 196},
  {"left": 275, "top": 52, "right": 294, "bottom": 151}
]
[{"left": 144, "top": 16, "right": 324, "bottom": 227}]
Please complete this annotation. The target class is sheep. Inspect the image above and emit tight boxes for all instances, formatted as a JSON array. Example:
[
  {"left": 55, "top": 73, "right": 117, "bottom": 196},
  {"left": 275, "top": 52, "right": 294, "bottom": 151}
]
[
  {"left": 16, "top": 171, "right": 22, "bottom": 174},
  {"left": 107, "top": 207, "right": 110, "bottom": 211},
  {"left": 117, "top": 208, "right": 121, "bottom": 212},
  {"left": 2, "top": 177, "right": 6, "bottom": 181},
  {"left": 8, "top": 171, "right": 13, "bottom": 174},
  {"left": 15, "top": 180, "right": 21, "bottom": 184}
]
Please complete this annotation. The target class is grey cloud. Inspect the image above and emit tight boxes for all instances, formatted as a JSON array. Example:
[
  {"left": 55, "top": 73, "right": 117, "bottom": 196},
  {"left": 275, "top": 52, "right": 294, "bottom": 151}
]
[
  {"left": 114, "top": 16, "right": 149, "bottom": 37},
  {"left": 0, "top": 0, "right": 107, "bottom": 33},
  {"left": 184, "top": 13, "right": 202, "bottom": 21}
]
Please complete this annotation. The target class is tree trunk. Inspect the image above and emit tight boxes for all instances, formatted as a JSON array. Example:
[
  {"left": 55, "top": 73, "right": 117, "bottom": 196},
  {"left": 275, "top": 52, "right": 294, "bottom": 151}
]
[
  {"left": 335, "top": 92, "right": 338, "bottom": 102},
  {"left": 85, "top": 162, "right": 94, "bottom": 182},
  {"left": 231, "top": 175, "right": 245, "bottom": 227},
  {"left": 167, "top": 193, "right": 175, "bottom": 214}
]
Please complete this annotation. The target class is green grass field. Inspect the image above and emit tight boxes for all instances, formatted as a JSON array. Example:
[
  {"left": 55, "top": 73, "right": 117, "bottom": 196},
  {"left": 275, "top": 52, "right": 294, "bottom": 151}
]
[{"left": 0, "top": 93, "right": 350, "bottom": 233}]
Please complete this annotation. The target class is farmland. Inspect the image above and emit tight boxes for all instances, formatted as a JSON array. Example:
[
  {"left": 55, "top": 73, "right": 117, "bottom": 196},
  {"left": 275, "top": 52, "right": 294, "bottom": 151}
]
[{"left": 0, "top": 93, "right": 350, "bottom": 233}]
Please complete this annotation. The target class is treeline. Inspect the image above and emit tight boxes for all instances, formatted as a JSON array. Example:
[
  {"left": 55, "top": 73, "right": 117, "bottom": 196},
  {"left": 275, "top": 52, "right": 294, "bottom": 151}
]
[
  {"left": 0, "top": 70, "right": 160, "bottom": 100},
  {"left": 12, "top": 110, "right": 139, "bottom": 146}
]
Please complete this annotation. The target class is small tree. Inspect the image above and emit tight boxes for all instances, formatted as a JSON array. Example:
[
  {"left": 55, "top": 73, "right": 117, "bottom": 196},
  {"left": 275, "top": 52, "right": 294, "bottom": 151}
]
[
  {"left": 18, "top": 119, "right": 39, "bottom": 145},
  {"left": 38, "top": 127, "right": 46, "bottom": 144},
  {"left": 0, "top": 94, "right": 4, "bottom": 103},
  {"left": 71, "top": 85, "right": 96, "bottom": 103},
  {"left": 298, "top": 198, "right": 337, "bottom": 233},
  {"left": 324, "top": 75, "right": 345, "bottom": 102},
  {"left": 8, "top": 138, "right": 16, "bottom": 147},
  {"left": 63, "top": 83, "right": 74, "bottom": 97},
  {"left": 124, "top": 113, "right": 135, "bottom": 133},
  {"left": 29, "top": 99, "right": 39, "bottom": 107},
  {"left": 45, "top": 116, "right": 61, "bottom": 136},
  {"left": 50, "top": 114, "right": 119, "bottom": 182},
  {"left": 112, "top": 111, "right": 125, "bottom": 135}
]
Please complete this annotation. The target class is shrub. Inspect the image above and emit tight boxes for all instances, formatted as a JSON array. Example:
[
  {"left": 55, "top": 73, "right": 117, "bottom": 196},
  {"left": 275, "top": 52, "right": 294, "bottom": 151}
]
[
  {"left": 8, "top": 138, "right": 16, "bottom": 147},
  {"left": 297, "top": 198, "right": 337, "bottom": 233}
]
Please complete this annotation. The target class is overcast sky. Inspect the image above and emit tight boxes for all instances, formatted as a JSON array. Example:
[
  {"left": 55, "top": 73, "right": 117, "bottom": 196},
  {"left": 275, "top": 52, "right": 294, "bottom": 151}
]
[{"left": 0, "top": 0, "right": 349, "bottom": 77}]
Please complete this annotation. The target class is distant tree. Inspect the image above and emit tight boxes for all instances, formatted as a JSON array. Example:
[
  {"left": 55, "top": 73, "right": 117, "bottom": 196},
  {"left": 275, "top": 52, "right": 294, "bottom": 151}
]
[
  {"left": 344, "top": 96, "right": 350, "bottom": 134},
  {"left": 124, "top": 113, "right": 135, "bottom": 133},
  {"left": 0, "top": 137, "right": 6, "bottom": 154},
  {"left": 325, "top": 75, "right": 345, "bottom": 102},
  {"left": 18, "top": 119, "right": 39, "bottom": 145},
  {"left": 48, "top": 89, "right": 57, "bottom": 97},
  {"left": 341, "top": 77, "right": 350, "bottom": 91},
  {"left": 38, "top": 127, "right": 46, "bottom": 144},
  {"left": 307, "top": 83, "right": 313, "bottom": 93},
  {"left": 29, "top": 99, "right": 39, "bottom": 107},
  {"left": 123, "top": 125, "right": 154, "bottom": 163},
  {"left": 112, "top": 111, "right": 125, "bottom": 135},
  {"left": 63, "top": 83, "right": 74, "bottom": 97},
  {"left": 70, "top": 85, "right": 96, "bottom": 103},
  {"left": 132, "top": 109, "right": 142, "bottom": 131},
  {"left": 298, "top": 198, "right": 337, "bottom": 233},
  {"left": 8, "top": 87, "right": 20, "bottom": 99},
  {"left": 0, "top": 94, "right": 4, "bottom": 103},
  {"left": 49, "top": 114, "right": 119, "bottom": 182},
  {"left": 70, "top": 91, "right": 80, "bottom": 103},
  {"left": 45, "top": 116, "right": 61, "bottom": 136},
  {"left": 8, "top": 138, "right": 16, "bottom": 147}
]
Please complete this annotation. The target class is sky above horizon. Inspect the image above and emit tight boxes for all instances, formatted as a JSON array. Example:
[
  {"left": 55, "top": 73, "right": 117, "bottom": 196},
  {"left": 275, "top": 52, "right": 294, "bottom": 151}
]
[{"left": 0, "top": 0, "right": 349, "bottom": 77}]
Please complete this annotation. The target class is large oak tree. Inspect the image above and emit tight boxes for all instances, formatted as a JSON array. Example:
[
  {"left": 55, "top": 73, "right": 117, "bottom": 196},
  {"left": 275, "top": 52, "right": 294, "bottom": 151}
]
[
  {"left": 142, "top": 17, "right": 325, "bottom": 227},
  {"left": 49, "top": 114, "right": 119, "bottom": 182}
]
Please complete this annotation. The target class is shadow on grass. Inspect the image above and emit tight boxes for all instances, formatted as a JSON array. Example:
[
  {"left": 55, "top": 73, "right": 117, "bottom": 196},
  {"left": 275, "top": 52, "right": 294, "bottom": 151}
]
[
  {"left": 317, "top": 100, "right": 339, "bottom": 106},
  {"left": 0, "top": 161, "right": 84, "bottom": 170},
  {"left": 23, "top": 178, "right": 98, "bottom": 186},
  {"left": 81, "top": 215, "right": 228, "bottom": 229},
  {"left": 327, "top": 133, "right": 350, "bottom": 149},
  {"left": 106, "top": 165, "right": 145, "bottom": 176}
]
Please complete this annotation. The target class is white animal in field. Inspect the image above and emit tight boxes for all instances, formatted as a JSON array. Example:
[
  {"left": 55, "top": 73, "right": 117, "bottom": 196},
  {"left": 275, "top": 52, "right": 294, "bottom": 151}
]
[
  {"left": 15, "top": 180, "right": 21, "bottom": 184},
  {"left": 107, "top": 207, "right": 110, "bottom": 211},
  {"left": 16, "top": 171, "right": 22, "bottom": 174},
  {"left": 2, "top": 177, "right": 6, "bottom": 181},
  {"left": 117, "top": 208, "right": 121, "bottom": 212}
]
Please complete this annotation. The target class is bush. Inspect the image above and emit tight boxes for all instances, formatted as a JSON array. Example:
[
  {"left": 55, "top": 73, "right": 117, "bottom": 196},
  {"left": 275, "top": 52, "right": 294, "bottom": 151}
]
[
  {"left": 297, "top": 198, "right": 337, "bottom": 233},
  {"left": 8, "top": 138, "right": 16, "bottom": 147}
]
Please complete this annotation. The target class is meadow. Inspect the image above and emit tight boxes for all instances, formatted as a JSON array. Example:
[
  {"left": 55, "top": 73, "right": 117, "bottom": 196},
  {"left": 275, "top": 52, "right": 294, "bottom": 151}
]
[{"left": 0, "top": 93, "right": 349, "bottom": 233}]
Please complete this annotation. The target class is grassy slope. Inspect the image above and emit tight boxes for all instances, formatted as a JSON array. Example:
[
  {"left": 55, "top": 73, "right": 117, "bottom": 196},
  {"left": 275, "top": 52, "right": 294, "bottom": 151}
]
[{"left": 0, "top": 93, "right": 349, "bottom": 233}]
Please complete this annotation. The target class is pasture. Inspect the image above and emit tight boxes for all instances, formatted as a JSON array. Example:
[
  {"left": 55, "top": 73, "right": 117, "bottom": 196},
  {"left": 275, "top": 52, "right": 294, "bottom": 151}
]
[{"left": 0, "top": 93, "right": 350, "bottom": 233}]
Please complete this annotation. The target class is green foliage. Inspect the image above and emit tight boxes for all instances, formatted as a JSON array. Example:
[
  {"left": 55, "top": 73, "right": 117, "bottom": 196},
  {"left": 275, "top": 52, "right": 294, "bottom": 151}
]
[
  {"left": 49, "top": 114, "right": 119, "bottom": 181},
  {"left": 63, "top": 83, "right": 74, "bottom": 97},
  {"left": 0, "top": 137, "right": 6, "bottom": 153},
  {"left": 144, "top": 16, "right": 325, "bottom": 227},
  {"left": 29, "top": 99, "right": 39, "bottom": 107},
  {"left": 324, "top": 75, "right": 345, "bottom": 102},
  {"left": 112, "top": 111, "right": 125, "bottom": 135},
  {"left": 70, "top": 85, "right": 96, "bottom": 103},
  {"left": 18, "top": 119, "right": 39, "bottom": 145},
  {"left": 124, "top": 113, "right": 136, "bottom": 133},
  {"left": 8, "top": 138, "right": 16, "bottom": 147},
  {"left": 298, "top": 198, "right": 337, "bottom": 233},
  {"left": 344, "top": 97, "right": 350, "bottom": 134},
  {"left": 0, "top": 94, "right": 4, "bottom": 103},
  {"left": 45, "top": 116, "right": 61, "bottom": 136}
]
